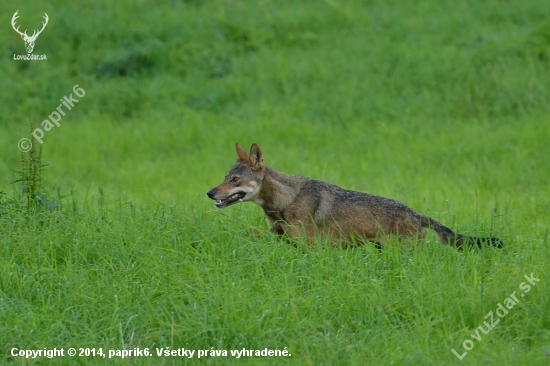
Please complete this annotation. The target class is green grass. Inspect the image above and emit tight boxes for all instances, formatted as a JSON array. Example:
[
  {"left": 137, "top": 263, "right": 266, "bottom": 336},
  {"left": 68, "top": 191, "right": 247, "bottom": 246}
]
[
  {"left": 1, "top": 0, "right": 550, "bottom": 364},
  {"left": 1, "top": 204, "right": 548, "bottom": 365}
]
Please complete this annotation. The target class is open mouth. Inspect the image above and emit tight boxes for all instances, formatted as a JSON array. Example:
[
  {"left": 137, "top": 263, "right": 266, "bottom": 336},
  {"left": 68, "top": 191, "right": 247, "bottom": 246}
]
[{"left": 215, "top": 192, "right": 246, "bottom": 208}]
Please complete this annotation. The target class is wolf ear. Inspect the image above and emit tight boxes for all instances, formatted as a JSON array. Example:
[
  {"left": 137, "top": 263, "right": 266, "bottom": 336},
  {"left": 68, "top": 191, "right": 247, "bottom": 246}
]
[
  {"left": 249, "top": 143, "right": 265, "bottom": 169},
  {"left": 235, "top": 142, "right": 249, "bottom": 163}
]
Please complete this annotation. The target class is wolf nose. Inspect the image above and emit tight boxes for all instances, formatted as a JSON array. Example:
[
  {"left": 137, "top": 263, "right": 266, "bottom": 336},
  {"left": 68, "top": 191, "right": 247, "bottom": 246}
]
[{"left": 207, "top": 189, "right": 216, "bottom": 199}]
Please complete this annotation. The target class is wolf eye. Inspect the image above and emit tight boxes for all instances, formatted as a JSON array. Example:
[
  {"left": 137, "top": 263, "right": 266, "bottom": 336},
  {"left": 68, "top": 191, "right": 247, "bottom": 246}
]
[{"left": 231, "top": 176, "right": 240, "bottom": 182}]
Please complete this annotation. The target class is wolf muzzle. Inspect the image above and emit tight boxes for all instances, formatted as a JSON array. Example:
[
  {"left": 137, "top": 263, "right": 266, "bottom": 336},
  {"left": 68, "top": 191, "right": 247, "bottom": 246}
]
[{"left": 206, "top": 188, "right": 246, "bottom": 208}]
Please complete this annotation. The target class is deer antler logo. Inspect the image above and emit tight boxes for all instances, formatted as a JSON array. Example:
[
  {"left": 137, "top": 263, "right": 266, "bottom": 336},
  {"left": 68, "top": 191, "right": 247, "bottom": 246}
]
[{"left": 11, "top": 11, "right": 49, "bottom": 54}]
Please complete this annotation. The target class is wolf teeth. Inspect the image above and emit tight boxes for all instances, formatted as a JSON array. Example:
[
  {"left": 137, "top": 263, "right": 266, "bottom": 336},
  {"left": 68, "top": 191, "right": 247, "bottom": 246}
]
[{"left": 216, "top": 193, "right": 242, "bottom": 205}]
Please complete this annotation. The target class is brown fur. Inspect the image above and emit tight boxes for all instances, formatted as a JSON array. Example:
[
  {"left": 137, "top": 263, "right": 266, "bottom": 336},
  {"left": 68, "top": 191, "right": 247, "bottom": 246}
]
[{"left": 207, "top": 143, "right": 503, "bottom": 248}]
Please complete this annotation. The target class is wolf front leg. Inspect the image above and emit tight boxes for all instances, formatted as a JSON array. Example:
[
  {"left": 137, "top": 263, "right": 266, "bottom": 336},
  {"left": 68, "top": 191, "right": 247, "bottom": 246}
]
[{"left": 280, "top": 220, "right": 319, "bottom": 243}]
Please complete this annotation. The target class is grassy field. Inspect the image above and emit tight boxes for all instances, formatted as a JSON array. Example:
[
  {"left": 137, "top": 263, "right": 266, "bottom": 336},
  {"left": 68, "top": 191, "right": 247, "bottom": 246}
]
[{"left": 1, "top": 0, "right": 550, "bottom": 364}]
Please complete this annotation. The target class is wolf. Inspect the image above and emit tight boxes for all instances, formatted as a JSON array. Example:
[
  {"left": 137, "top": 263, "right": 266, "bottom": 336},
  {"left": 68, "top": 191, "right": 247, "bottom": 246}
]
[{"left": 207, "top": 143, "right": 503, "bottom": 249}]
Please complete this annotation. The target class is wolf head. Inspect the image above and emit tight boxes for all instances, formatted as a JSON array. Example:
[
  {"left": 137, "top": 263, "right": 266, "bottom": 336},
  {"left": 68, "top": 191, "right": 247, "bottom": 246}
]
[{"left": 207, "top": 142, "right": 266, "bottom": 208}]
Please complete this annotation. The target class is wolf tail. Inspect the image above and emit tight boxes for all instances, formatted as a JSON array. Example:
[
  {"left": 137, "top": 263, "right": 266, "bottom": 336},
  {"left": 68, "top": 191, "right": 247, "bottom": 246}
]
[{"left": 419, "top": 215, "right": 503, "bottom": 249}]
